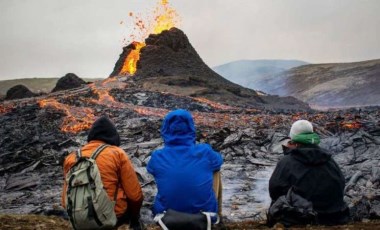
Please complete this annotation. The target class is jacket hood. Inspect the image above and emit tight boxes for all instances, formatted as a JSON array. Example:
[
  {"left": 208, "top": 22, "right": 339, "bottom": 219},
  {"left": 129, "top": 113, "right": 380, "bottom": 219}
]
[
  {"left": 289, "top": 145, "right": 331, "bottom": 165},
  {"left": 161, "top": 109, "right": 196, "bottom": 146},
  {"left": 87, "top": 116, "right": 121, "bottom": 146}
]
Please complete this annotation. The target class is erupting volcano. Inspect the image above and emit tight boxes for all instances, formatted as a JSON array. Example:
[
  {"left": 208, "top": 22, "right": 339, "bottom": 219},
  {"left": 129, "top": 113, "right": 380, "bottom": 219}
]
[
  {"left": 1, "top": 0, "right": 380, "bottom": 226},
  {"left": 110, "top": 0, "right": 309, "bottom": 110},
  {"left": 116, "top": 0, "right": 180, "bottom": 75}
]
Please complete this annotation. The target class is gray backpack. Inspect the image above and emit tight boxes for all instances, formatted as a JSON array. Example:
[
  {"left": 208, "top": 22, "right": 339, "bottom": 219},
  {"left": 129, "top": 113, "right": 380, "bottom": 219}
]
[
  {"left": 267, "top": 187, "right": 317, "bottom": 227},
  {"left": 65, "top": 144, "right": 117, "bottom": 230}
]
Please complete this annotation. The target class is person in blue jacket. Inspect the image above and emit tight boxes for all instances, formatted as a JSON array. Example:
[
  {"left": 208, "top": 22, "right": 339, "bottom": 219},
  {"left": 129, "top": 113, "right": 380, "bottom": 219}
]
[{"left": 147, "top": 109, "right": 223, "bottom": 216}]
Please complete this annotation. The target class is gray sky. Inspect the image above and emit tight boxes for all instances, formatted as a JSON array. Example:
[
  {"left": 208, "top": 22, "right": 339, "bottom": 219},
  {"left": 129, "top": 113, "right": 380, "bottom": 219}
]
[{"left": 1, "top": 0, "right": 379, "bottom": 80}]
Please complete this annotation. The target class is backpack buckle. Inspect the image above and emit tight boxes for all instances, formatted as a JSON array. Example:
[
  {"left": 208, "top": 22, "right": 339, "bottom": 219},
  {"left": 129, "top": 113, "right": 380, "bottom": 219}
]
[{"left": 90, "top": 182, "right": 96, "bottom": 189}]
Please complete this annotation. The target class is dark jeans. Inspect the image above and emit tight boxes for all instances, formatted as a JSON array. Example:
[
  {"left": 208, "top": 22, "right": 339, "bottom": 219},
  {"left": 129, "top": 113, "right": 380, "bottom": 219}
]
[
  {"left": 116, "top": 211, "right": 131, "bottom": 227},
  {"left": 116, "top": 211, "right": 142, "bottom": 230}
]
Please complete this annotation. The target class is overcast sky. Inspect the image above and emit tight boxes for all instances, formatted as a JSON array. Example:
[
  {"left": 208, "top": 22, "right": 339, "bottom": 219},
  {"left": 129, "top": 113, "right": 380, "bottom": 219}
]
[{"left": 1, "top": 0, "right": 379, "bottom": 80}]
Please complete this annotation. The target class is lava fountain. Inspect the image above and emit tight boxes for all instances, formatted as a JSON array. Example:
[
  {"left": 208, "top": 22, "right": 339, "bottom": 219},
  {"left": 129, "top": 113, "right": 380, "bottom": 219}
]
[{"left": 120, "top": 0, "right": 180, "bottom": 75}]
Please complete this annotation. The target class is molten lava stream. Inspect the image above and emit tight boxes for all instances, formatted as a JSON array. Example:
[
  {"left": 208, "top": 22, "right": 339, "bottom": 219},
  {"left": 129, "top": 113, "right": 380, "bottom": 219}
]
[
  {"left": 133, "top": 106, "right": 168, "bottom": 118},
  {"left": 0, "top": 104, "right": 13, "bottom": 114},
  {"left": 193, "top": 97, "right": 236, "bottom": 111},
  {"left": 120, "top": 42, "right": 146, "bottom": 75},
  {"left": 341, "top": 121, "right": 362, "bottom": 129},
  {"left": 87, "top": 78, "right": 128, "bottom": 108},
  {"left": 120, "top": 0, "right": 180, "bottom": 76},
  {"left": 39, "top": 98, "right": 95, "bottom": 133}
]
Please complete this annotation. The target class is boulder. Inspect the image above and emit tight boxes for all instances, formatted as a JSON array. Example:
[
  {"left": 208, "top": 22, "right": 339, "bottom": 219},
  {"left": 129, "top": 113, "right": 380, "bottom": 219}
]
[
  {"left": 51, "top": 73, "right": 86, "bottom": 92},
  {"left": 5, "top": 85, "right": 36, "bottom": 100}
]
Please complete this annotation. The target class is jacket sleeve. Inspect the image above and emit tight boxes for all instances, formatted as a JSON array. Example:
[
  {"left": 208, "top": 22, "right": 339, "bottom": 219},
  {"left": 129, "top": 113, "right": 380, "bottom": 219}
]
[
  {"left": 119, "top": 151, "right": 143, "bottom": 219},
  {"left": 269, "top": 157, "right": 291, "bottom": 201},
  {"left": 207, "top": 145, "right": 223, "bottom": 172},
  {"left": 146, "top": 151, "right": 156, "bottom": 176}
]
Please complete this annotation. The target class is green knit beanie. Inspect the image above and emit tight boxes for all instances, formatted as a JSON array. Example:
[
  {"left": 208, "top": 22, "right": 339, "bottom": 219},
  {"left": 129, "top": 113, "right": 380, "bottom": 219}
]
[{"left": 292, "top": 132, "right": 320, "bottom": 145}]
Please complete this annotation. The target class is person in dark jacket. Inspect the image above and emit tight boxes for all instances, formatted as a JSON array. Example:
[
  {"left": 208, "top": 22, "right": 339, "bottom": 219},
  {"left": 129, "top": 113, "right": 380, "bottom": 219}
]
[
  {"left": 147, "top": 109, "right": 223, "bottom": 216},
  {"left": 268, "top": 120, "right": 349, "bottom": 226}
]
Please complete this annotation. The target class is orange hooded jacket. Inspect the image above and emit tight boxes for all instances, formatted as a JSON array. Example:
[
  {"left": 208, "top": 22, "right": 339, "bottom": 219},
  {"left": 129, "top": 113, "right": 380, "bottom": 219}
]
[{"left": 61, "top": 117, "right": 143, "bottom": 218}]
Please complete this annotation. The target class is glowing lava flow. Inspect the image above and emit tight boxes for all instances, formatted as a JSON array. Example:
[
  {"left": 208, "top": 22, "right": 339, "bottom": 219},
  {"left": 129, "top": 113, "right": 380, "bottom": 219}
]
[
  {"left": 120, "top": 42, "right": 146, "bottom": 75},
  {"left": 37, "top": 78, "right": 124, "bottom": 134},
  {"left": 39, "top": 99, "right": 95, "bottom": 133},
  {"left": 121, "top": 0, "right": 180, "bottom": 75},
  {"left": 151, "top": 0, "right": 180, "bottom": 34},
  {"left": 89, "top": 78, "right": 128, "bottom": 107},
  {"left": 341, "top": 121, "right": 362, "bottom": 129},
  {"left": 193, "top": 97, "right": 236, "bottom": 111},
  {"left": 0, "top": 104, "right": 13, "bottom": 114}
]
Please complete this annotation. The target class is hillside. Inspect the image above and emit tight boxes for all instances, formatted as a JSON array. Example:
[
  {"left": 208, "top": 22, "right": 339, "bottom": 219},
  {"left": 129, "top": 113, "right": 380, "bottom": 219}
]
[
  {"left": 0, "top": 78, "right": 102, "bottom": 96},
  {"left": 264, "top": 59, "right": 380, "bottom": 107},
  {"left": 213, "top": 59, "right": 307, "bottom": 91}
]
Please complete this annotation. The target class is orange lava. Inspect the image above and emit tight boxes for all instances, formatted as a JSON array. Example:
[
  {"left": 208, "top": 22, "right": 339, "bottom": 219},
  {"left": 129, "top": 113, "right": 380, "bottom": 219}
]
[
  {"left": 0, "top": 104, "right": 13, "bottom": 114},
  {"left": 341, "top": 121, "right": 362, "bottom": 129},
  {"left": 120, "top": 42, "right": 146, "bottom": 75},
  {"left": 152, "top": 0, "right": 180, "bottom": 34},
  {"left": 39, "top": 98, "right": 95, "bottom": 133},
  {"left": 90, "top": 83, "right": 117, "bottom": 104},
  {"left": 193, "top": 97, "right": 236, "bottom": 110},
  {"left": 133, "top": 106, "right": 168, "bottom": 117},
  {"left": 88, "top": 78, "right": 128, "bottom": 108},
  {"left": 121, "top": 0, "right": 180, "bottom": 76}
]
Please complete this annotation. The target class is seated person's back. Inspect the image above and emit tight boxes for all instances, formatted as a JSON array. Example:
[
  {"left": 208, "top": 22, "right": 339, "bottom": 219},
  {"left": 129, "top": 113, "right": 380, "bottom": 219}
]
[
  {"left": 147, "top": 109, "right": 223, "bottom": 215},
  {"left": 269, "top": 120, "right": 349, "bottom": 226}
]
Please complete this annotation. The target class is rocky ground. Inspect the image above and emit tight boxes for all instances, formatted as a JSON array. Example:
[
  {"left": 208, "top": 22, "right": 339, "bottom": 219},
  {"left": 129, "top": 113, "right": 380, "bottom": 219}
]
[{"left": 0, "top": 79, "right": 379, "bottom": 227}]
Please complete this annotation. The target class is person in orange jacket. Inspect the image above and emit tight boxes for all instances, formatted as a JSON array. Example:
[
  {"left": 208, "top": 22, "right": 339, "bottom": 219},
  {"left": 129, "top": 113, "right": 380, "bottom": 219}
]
[{"left": 62, "top": 116, "right": 143, "bottom": 229}]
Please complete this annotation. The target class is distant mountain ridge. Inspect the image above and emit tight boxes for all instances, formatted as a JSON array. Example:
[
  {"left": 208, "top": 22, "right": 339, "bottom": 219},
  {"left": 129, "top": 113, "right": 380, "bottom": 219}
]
[
  {"left": 213, "top": 59, "right": 308, "bottom": 91},
  {"left": 267, "top": 59, "right": 380, "bottom": 107},
  {"left": 215, "top": 59, "right": 380, "bottom": 108}
]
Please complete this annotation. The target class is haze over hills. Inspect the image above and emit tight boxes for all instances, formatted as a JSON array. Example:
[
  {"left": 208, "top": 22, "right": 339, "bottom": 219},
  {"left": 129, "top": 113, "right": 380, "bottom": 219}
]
[
  {"left": 215, "top": 59, "right": 380, "bottom": 108},
  {"left": 263, "top": 59, "right": 380, "bottom": 108},
  {"left": 213, "top": 59, "right": 308, "bottom": 91}
]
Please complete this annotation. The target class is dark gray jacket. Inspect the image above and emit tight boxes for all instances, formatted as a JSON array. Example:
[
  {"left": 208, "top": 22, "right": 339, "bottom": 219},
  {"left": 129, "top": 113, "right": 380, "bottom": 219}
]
[{"left": 269, "top": 145, "right": 349, "bottom": 225}]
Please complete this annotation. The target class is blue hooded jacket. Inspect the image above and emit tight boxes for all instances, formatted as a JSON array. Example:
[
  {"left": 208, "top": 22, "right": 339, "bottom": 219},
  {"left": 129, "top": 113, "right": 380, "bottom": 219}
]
[{"left": 147, "top": 109, "right": 223, "bottom": 215}]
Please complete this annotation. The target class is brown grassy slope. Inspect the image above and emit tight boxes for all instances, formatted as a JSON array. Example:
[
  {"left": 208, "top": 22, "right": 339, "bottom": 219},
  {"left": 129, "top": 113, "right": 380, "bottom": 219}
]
[
  {"left": 269, "top": 59, "right": 380, "bottom": 107},
  {"left": 0, "top": 78, "right": 103, "bottom": 96}
]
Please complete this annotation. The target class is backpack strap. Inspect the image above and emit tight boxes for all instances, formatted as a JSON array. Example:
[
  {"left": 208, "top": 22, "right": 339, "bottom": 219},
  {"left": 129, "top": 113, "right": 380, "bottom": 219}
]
[
  {"left": 202, "top": 212, "right": 219, "bottom": 230},
  {"left": 76, "top": 148, "right": 82, "bottom": 161},
  {"left": 85, "top": 144, "right": 109, "bottom": 189},
  {"left": 286, "top": 187, "right": 294, "bottom": 202},
  {"left": 89, "top": 144, "right": 120, "bottom": 201},
  {"left": 90, "top": 144, "right": 109, "bottom": 160},
  {"left": 154, "top": 212, "right": 218, "bottom": 230},
  {"left": 153, "top": 213, "right": 168, "bottom": 230}
]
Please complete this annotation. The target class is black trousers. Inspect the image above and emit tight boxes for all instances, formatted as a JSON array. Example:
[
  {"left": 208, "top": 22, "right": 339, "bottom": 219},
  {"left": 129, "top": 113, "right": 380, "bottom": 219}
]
[{"left": 116, "top": 210, "right": 131, "bottom": 227}]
